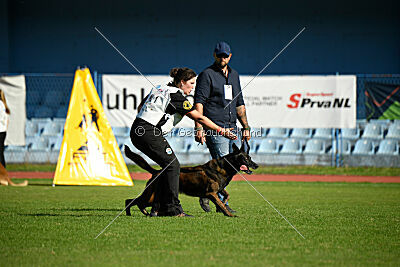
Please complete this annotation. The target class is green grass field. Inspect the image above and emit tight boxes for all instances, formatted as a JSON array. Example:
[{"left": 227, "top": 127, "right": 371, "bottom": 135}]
[
  {"left": 6, "top": 163, "right": 400, "bottom": 176},
  {"left": 1, "top": 179, "right": 399, "bottom": 266}
]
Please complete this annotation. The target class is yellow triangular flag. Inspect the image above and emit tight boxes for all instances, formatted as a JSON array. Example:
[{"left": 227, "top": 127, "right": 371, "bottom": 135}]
[{"left": 53, "top": 68, "right": 133, "bottom": 186}]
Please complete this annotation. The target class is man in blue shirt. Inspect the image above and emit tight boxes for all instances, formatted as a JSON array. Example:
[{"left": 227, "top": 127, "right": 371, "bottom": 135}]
[{"left": 194, "top": 41, "right": 251, "bottom": 213}]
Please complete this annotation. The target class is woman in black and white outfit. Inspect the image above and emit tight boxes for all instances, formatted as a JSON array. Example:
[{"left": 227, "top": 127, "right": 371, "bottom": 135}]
[
  {"left": 131, "top": 67, "right": 237, "bottom": 217},
  {"left": 0, "top": 89, "right": 10, "bottom": 168}
]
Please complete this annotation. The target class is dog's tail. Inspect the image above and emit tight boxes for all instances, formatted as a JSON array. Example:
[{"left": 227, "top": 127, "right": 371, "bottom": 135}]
[
  {"left": 9, "top": 180, "right": 28, "bottom": 186},
  {"left": 124, "top": 145, "right": 158, "bottom": 174},
  {"left": 0, "top": 163, "right": 28, "bottom": 186},
  {"left": 1, "top": 179, "right": 28, "bottom": 186}
]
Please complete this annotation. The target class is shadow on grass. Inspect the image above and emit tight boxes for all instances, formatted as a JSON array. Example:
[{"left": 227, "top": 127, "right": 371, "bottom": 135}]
[
  {"left": 17, "top": 208, "right": 140, "bottom": 217},
  {"left": 50, "top": 208, "right": 121, "bottom": 212},
  {"left": 18, "top": 213, "right": 106, "bottom": 217}
]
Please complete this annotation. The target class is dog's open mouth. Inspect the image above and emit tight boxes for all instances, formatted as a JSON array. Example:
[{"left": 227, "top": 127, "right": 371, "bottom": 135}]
[{"left": 240, "top": 165, "right": 253, "bottom": 174}]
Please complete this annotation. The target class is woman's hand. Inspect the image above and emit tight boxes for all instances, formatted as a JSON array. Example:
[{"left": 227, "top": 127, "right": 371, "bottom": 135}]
[
  {"left": 187, "top": 110, "right": 237, "bottom": 140},
  {"left": 195, "top": 129, "right": 206, "bottom": 144}
]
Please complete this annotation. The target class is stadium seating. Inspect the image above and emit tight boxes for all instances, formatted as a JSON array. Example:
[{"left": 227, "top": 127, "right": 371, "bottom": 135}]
[
  {"left": 267, "top": 128, "right": 289, "bottom": 138},
  {"left": 361, "top": 123, "right": 384, "bottom": 140},
  {"left": 112, "top": 127, "right": 130, "bottom": 138},
  {"left": 369, "top": 119, "right": 391, "bottom": 130},
  {"left": 26, "top": 136, "right": 51, "bottom": 163},
  {"left": 376, "top": 140, "right": 399, "bottom": 155},
  {"left": 303, "top": 139, "right": 325, "bottom": 154},
  {"left": 326, "top": 140, "right": 352, "bottom": 155},
  {"left": 249, "top": 137, "right": 264, "bottom": 153},
  {"left": 116, "top": 136, "right": 128, "bottom": 148},
  {"left": 25, "top": 120, "right": 39, "bottom": 137},
  {"left": 280, "top": 138, "right": 302, "bottom": 154},
  {"left": 257, "top": 138, "right": 279, "bottom": 154},
  {"left": 49, "top": 136, "right": 63, "bottom": 163},
  {"left": 50, "top": 135, "right": 63, "bottom": 150},
  {"left": 250, "top": 127, "right": 265, "bottom": 138},
  {"left": 356, "top": 119, "right": 368, "bottom": 130},
  {"left": 5, "top": 145, "right": 27, "bottom": 163},
  {"left": 53, "top": 118, "right": 66, "bottom": 129},
  {"left": 31, "top": 118, "right": 52, "bottom": 134},
  {"left": 341, "top": 128, "right": 360, "bottom": 142},
  {"left": 41, "top": 122, "right": 62, "bottom": 137},
  {"left": 11, "top": 116, "right": 400, "bottom": 165},
  {"left": 290, "top": 128, "right": 312, "bottom": 139},
  {"left": 313, "top": 128, "right": 333, "bottom": 140},
  {"left": 29, "top": 136, "right": 50, "bottom": 150},
  {"left": 385, "top": 124, "right": 400, "bottom": 140},
  {"left": 352, "top": 139, "right": 375, "bottom": 155}
]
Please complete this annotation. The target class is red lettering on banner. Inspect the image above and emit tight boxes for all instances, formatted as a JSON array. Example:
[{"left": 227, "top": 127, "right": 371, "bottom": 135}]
[{"left": 287, "top": 93, "right": 301, "bottom": 108}]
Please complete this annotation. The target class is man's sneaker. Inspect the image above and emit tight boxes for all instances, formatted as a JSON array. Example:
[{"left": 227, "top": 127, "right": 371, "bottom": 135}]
[
  {"left": 150, "top": 211, "right": 158, "bottom": 217},
  {"left": 199, "top": 198, "right": 211, "bottom": 212},
  {"left": 216, "top": 204, "right": 236, "bottom": 213}
]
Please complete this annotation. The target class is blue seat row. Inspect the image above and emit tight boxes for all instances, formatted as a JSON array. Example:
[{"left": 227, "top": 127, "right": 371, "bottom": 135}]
[
  {"left": 115, "top": 135, "right": 399, "bottom": 156},
  {"left": 250, "top": 138, "right": 399, "bottom": 155},
  {"left": 26, "top": 118, "right": 66, "bottom": 137},
  {"left": 9, "top": 119, "right": 399, "bottom": 163},
  {"left": 25, "top": 119, "right": 400, "bottom": 143}
]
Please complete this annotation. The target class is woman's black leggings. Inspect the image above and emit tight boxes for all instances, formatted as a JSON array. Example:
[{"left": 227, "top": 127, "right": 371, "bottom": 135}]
[
  {"left": 0, "top": 131, "right": 6, "bottom": 168},
  {"left": 130, "top": 118, "right": 183, "bottom": 216}
]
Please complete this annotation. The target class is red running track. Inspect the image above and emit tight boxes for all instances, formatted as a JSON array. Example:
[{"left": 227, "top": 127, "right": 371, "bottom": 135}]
[{"left": 9, "top": 172, "right": 400, "bottom": 183}]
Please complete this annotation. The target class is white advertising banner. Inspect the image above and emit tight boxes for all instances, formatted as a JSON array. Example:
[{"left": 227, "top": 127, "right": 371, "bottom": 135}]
[
  {"left": 0, "top": 75, "right": 26, "bottom": 145},
  {"left": 102, "top": 75, "right": 356, "bottom": 129},
  {"left": 102, "top": 75, "right": 194, "bottom": 128},
  {"left": 240, "top": 75, "right": 356, "bottom": 128}
]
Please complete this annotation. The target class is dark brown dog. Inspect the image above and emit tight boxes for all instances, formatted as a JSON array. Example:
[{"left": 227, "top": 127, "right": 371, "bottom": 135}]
[{"left": 124, "top": 140, "right": 258, "bottom": 217}]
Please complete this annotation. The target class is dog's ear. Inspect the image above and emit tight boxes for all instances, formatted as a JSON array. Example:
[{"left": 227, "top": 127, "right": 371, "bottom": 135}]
[{"left": 232, "top": 143, "right": 240, "bottom": 153}]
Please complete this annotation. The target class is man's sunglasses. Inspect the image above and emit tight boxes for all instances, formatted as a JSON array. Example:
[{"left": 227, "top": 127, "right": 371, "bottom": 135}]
[{"left": 216, "top": 53, "right": 230, "bottom": 59}]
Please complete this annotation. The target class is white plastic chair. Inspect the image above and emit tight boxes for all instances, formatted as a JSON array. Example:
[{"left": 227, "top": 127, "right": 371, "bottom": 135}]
[
  {"left": 376, "top": 140, "right": 399, "bottom": 155},
  {"left": 352, "top": 139, "right": 375, "bottom": 155},
  {"left": 257, "top": 139, "right": 279, "bottom": 154},
  {"left": 280, "top": 139, "right": 302, "bottom": 154},
  {"left": 303, "top": 139, "right": 325, "bottom": 155},
  {"left": 290, "top": 128, "right": 312, "bottom": 139}
]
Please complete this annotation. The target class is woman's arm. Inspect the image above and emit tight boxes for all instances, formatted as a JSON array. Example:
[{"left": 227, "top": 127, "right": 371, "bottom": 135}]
[{"left": 186, "top": 110, "right": 237, "bottom": 140}]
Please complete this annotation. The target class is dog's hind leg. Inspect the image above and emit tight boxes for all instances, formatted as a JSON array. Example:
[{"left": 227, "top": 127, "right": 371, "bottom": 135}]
[
  {"left": 125, "top": 198, "right": 151, "bottom": 216},
  {"left": 207, "top": 192, "right": 236, "bottom": 217},
  {"left": 220, "top": 189, "right": 230, "bottom": 205}
]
